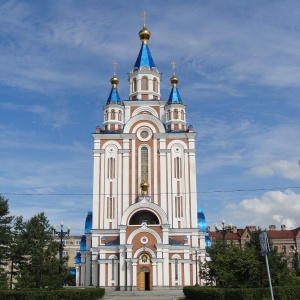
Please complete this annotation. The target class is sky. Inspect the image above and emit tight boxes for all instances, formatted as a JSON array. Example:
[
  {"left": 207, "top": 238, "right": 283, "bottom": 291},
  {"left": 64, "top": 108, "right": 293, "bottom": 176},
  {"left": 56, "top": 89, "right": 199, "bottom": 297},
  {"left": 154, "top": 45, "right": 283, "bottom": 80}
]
[{"left": 1, "top": 0, "right": 300, "bottom": 235}]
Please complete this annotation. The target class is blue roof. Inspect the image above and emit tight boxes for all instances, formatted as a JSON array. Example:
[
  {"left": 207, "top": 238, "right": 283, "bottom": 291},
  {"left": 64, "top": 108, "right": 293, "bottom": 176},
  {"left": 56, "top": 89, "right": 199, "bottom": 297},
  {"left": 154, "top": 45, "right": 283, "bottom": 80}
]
[
  {"left": 84, "top": 211, "right": 92, "bottom": 234},
  {"left": 134, "top": 43, "right": 156, "bottom": 69},
  {"left": 168, "top": 87, "right": 182, "bottom": 104},
  {"left": 197, "top": 209, "right": 207, "bottom": 232},
  {"left": 79, "top": 235, "right": 86, "bottom": 251},
  {"left": 205, "top": 233, "right": 212, "bottom": 248},
  {"left": 75, "top": 252, "right": 81, "bottom": 264},
  {"left": 107, "top": 87, "right": 121, "bottom": 104}
]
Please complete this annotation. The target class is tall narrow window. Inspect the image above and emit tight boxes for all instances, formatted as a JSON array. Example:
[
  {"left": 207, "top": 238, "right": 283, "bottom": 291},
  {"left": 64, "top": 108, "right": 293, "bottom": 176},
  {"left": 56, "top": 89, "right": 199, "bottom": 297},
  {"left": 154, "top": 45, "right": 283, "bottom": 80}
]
[
  {"left": 175, "top": 196, "right": 182, "bottom": 218},
  {"left": 133, "top": 78, "right": 137, "bottom": 92},
  {"left": 112, "top": 258, "right": 115, "bottom": 280},
  {"left": 174, "top": 109, "right": 179, "bottom": 119},
  {"left": 181, "top": 110, "right": 185, "bottom": 120},
  {"left": 111, "top": 110, "right": 116, "bottom": 120},
  {"left": 141, "top": 76, "right": 148, "bottom": 90},
  {"left": 107, "top": 197, "right": 114, "bottom": 219},
  {"left": 153, "top": 78, "right": 158, "bottom": 92},
  {"left": 108, "top": 158, "right": 115, "bottom": 179},
  {"left": 118, "top": 110, "right": 122, "bottom": 121},
  {"left": 105, "top": 110, "right": 108, "bottom": 121},
  {"left": 141, "top": 147, "right": 148, "bottom": 182},
  {"left": 175, "top": 258, "right": 178, "bottom": 280},
  {"left": 174, "top": 157, "right": 181, "bottom": 179}
]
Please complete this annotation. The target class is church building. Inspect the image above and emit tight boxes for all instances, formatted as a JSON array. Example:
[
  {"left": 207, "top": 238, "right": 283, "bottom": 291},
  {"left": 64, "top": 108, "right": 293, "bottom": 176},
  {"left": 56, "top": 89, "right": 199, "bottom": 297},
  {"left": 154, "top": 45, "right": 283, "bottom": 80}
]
[{"left": 76, "top": 16, "right": 208, "bottom": 290}]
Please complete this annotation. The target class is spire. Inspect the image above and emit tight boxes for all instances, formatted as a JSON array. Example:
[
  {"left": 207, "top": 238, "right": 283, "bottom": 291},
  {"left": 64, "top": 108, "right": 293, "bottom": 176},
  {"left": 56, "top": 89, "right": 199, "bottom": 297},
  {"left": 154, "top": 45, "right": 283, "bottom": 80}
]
[
  {"left": 168, "top": 61, "right": 182, "bottom": 104},
  {"left": 134, "top": 11, "right": 156, "bottom": 69},
  {"left": 106, "top": 62, "right": 121, "bottom": 105}
]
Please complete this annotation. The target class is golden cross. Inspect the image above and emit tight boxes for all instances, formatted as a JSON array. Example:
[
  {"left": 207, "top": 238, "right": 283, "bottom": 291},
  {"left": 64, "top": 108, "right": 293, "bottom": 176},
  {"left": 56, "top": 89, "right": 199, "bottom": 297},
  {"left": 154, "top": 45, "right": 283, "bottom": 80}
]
[
  {"left": 112, "top": 61, "right": 118, "bottom": 75},
  {"left": 141, "top": 10, "right": 148, "bottom": 26},
  {"left": 171, "top": 61, "right": 176, "bottom": 75}
]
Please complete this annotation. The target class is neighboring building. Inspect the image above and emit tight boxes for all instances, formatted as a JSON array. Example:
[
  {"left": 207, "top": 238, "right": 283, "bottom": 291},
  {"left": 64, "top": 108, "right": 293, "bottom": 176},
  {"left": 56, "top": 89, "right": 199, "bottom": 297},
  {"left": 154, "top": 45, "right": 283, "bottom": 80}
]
[
  {"left": 208, "top": 224, "right": 300, "bottom": 270},
  {"left": 76, "top": 19, "right": 208, "bottom": 290},
  {"left": 53, "top": 235, "right": 81, "bottom": 268}
]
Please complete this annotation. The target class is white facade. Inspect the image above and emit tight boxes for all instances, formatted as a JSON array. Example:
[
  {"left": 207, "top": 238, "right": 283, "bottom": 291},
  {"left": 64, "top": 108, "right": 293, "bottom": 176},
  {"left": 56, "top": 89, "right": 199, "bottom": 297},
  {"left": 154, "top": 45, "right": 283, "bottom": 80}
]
[{"left": 77, "top": 21, "right": 206, "bottom": 291}]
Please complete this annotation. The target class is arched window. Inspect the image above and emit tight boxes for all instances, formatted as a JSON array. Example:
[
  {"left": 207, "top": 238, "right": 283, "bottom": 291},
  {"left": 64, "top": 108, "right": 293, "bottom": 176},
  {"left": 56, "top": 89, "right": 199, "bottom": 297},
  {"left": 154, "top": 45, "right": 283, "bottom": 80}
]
[
  {"left": 133, "top": 78, "right": 137, "bottom": 92},
  {"left": 129, "top": 210, "right": 159, "bottom": 225},
  {"left": 167, "top": 110, "right": 171, "bottom": 121},
  {"left": 105, "top": 110, "right": 108, "bottom": 121},
  {"left": 118, "top": 110, "right": 122, "bottom": 121},
  {"left": 181, "top": 110, "right": 185, "bottom": 120},
  {"left": 111, "top": 109, "right": 116, "bottom": 120},
  {"left": 141, "top": 76, "right": 148, "bottom": 90},
  {"left": 174, "top": 109, "right": 179, "bottom": 119},
  {"left": 282, "top": 245, "right": 286, "bottom": 253},
  {"left": 153, "top": 78, "right": 158, "bottom": 92}
]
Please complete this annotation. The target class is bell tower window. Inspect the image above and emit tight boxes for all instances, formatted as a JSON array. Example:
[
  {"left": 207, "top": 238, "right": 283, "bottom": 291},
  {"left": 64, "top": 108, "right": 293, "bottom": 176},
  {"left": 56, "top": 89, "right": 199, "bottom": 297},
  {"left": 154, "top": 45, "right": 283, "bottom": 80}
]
[
  {"left": 153, "top": 78, "right": 158, "bottom": 92},
  {"left": 133, "top": 78, "right": 137, "bottom": 92},
  {"left": 141, "top": 76, "right": 148, "bottom": 90}
]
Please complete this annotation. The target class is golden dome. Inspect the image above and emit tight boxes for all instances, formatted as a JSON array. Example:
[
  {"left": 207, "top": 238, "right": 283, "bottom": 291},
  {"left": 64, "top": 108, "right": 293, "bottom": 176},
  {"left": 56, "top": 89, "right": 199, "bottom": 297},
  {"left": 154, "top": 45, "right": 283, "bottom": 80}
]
[
  {"left": 110, "top": 75, "right": 119, "bottom": 88},
  {"left": 139, "top": 25, "right": 151, "bottom": 44},
  {"left": 170, "top": 75, "right": 179, "bottom": 87}
]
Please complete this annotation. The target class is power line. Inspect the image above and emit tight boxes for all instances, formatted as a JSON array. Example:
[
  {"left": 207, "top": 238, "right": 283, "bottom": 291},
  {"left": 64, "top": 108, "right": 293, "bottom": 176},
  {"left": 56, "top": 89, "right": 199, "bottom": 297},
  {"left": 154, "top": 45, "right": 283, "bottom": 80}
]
[{"left": 1, "top": 186, "right": 300, "bottom": 196}]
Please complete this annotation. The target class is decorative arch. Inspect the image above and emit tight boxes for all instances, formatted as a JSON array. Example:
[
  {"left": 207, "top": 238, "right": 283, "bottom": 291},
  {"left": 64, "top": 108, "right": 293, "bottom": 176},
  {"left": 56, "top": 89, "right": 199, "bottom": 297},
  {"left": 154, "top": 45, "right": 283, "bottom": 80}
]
[
  {"left": 120, "top": 200, "right": 168, "bottom": 225},
  {"left": 123, "top": 114, "right": 165, "bottom": 134},
  {"left": 134, "top": 247, "right": 156, "bottom": 258},
  {"left": 131, "top": 106, "right": 159, "bottom": 118},
  {"left": 127, "top": 227, "right": 162, "bottom": 245}
]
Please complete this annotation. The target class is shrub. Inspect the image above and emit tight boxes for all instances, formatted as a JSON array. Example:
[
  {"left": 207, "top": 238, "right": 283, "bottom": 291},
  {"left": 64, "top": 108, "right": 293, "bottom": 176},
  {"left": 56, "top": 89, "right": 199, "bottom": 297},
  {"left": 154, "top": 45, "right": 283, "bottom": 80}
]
[{"left": 0, "top": 288, "right": 105, "bottom": 300}]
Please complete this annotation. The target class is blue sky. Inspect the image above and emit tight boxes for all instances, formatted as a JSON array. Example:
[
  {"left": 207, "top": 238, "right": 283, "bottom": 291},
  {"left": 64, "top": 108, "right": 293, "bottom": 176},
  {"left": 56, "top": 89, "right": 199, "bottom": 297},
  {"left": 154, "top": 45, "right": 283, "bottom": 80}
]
[{"left": 1, "top": 0, "right": 300, "bottom": 234}]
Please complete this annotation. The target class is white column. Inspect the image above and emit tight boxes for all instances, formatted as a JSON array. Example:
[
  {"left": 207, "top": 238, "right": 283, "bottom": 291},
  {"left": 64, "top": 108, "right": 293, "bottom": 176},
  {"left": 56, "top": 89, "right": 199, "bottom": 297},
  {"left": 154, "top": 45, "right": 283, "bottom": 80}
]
[
  {"left": 75, "top": 265, "right": 80, "bottom": 286},
  {"left": 183, "top": 249, "right": 191, "bottom": 286},
  {"left": 132, "top": 259, "right": 138, "bottom": 290},
  {"left": 151, "top": 259, "right": 158, "bottom": 287},
  {"left": 119, "top": 245, "right": 126, "bottom": 290},
  {"left": 99, "top": 260, "right": 106, "bottom": 287},
  {"left": 162, "top": 246, "right": 170, "bottom": 286},
  {"left": 158, "top": 146, "right": 167, "bottom": 213},
  {"left": 125, "top": 259, "right": 133, "bottom": 290}
]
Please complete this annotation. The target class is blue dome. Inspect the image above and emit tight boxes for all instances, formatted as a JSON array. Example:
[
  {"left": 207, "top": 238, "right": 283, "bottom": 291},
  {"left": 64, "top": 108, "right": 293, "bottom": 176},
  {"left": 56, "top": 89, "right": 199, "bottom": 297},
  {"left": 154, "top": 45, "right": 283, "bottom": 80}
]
[
  {"left": 79, "top": 235, "right": 86, "bottom": 251},
  {"left": 134, "top": 43, "right": 156, "bottom": 69},
  {"left": 205, "top": 233, "right": 211, "bottom": 248},
  {"left": 75, "top": 252, "right": 81, "bottom": 264},
  {"left": 107, "top": 87, "right": 121, "bottom": 105},
  {"left": 84, "top": 211, "right": 92, "bottom": 234},
  {"left": 197, "top": 209, "right": 207, "bottom": 232},
  {"left": 168, "top": 87, "right": 182, "bottom": 104}
]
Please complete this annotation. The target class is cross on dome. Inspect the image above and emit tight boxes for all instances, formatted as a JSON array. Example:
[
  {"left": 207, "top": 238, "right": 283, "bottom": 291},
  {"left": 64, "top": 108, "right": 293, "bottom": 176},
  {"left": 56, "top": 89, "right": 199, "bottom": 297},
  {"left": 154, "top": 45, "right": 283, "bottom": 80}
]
[
  {"left": 141, "top": 10, "right": 148, "bottom": 26},
  {"left": 171, "top": 61, "right": 176, "bottom": 76},
  {"left": 112, "top": 61, "right": 118, "bottom": 76}
]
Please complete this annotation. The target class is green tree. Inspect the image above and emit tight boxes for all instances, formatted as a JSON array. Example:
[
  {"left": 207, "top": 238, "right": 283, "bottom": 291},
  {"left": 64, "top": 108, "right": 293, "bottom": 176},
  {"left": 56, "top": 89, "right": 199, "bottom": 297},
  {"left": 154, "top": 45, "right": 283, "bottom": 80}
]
[
  {"left": 202, "top": 229, "right": 298, "bottom": 288},
  {"left": 0, "top": 195, "right": 14, "bottom": 289},
  {"left": 202, "top": 238, "right": 259, "bottom": 287},
  {"left": 246, "top": 228, "right": 297, "bottom": 287},
  {"left": 14, "top": 212, "right": 68, "bottom": 289}
]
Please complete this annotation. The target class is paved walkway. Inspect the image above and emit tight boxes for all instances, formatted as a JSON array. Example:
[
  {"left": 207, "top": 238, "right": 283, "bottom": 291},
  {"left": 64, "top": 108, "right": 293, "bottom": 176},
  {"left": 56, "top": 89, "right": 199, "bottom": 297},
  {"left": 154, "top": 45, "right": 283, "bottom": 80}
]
[{"left": 102, "top": 290, "right": 186, "bottom": 300}]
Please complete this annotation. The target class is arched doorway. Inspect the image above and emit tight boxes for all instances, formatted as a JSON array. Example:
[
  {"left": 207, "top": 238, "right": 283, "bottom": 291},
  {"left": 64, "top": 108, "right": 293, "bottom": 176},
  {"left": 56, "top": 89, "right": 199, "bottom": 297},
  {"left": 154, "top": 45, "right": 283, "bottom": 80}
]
[
  {"left": 138, "top": 253, "right": 151, "bottom": 291},
  {"left": 139, "top": 266, "right": 150, "bottom": 291}
]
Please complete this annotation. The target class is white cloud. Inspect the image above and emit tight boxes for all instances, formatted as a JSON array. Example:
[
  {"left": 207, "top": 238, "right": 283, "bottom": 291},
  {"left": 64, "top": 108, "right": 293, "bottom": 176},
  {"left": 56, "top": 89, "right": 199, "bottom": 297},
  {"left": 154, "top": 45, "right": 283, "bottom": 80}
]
[
  {"left": 227, "top": 189, "right": 300, "bottom": 229},
  {"left": 250, "top": 160, "right": 300, "bottom": 181}
]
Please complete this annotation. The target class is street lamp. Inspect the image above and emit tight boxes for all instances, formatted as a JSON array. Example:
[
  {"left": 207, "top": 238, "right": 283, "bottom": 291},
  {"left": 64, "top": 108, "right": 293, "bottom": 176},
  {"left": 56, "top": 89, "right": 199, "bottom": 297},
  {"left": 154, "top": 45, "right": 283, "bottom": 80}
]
[
  {"left": 194, "top": 250, "right": 199, "bottom": 286},
  {"left": 52, "top": 221, "right": 71, "bottom": 274},
  {"left": 214, "top": 220, "right": 233, "bottom": 240}
]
